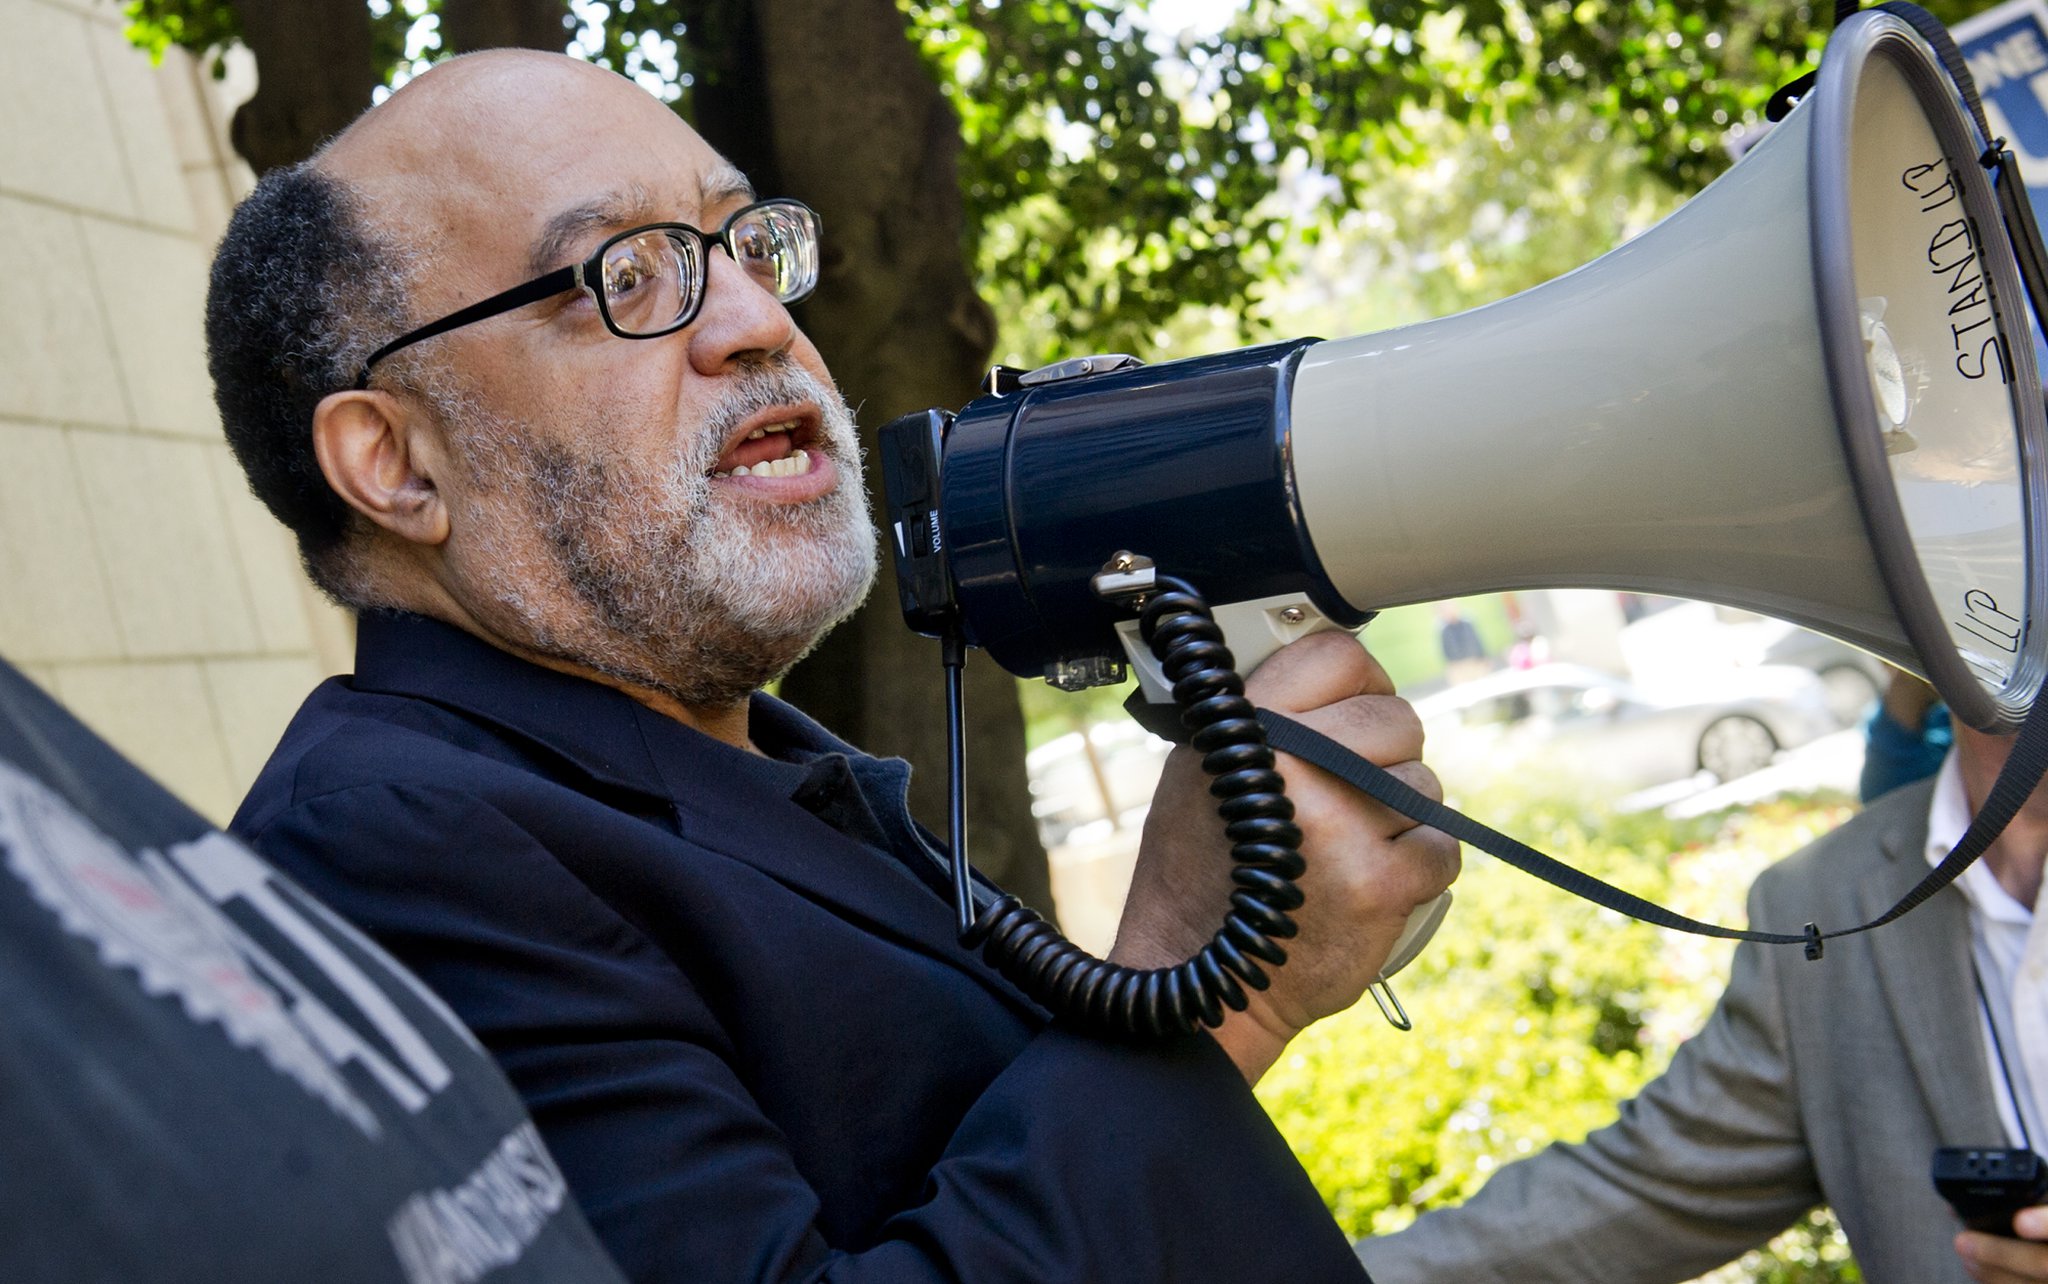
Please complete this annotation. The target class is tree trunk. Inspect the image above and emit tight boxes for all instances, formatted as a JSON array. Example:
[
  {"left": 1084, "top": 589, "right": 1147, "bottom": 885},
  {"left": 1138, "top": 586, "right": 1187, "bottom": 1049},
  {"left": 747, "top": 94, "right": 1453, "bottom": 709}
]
[
  {"left": 749, "top": 0, "right": 1055, "bottom": 917},
  {"left": 227, "top": 0, "right": 380, "bottom": 171},
  {"left": 440, "top": 0, "right": 570, "bottom": 54},
  {"left": 674, "top": 0, "right": 781, "bottom": 192}
]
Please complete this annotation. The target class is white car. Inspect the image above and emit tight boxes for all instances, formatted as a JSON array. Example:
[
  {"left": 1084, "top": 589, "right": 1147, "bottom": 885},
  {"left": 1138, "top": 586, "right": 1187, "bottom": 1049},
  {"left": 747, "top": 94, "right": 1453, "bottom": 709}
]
[
  {"left": 1756, "top": 626, "right": 1891, "bottom": 726},
  {"left": 1618, "top": 597, "right": 1889, "bottom": 728},
  {"left": 1414, "top": 662, "right": 1839, "bottom": 793}
]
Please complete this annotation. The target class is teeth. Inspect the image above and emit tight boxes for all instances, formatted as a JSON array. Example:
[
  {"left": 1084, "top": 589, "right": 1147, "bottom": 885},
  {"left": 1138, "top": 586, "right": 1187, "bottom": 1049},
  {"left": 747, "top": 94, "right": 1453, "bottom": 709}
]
[{"left": 712, "top": 449, "right": 812, "bottom": 481}]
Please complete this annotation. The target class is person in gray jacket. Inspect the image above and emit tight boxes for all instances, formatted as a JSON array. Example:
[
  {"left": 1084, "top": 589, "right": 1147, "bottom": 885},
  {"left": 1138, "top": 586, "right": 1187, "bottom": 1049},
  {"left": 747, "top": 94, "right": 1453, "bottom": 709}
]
[{"left": 1358, "top": 723, "right": 2048, "bottom": 1284}]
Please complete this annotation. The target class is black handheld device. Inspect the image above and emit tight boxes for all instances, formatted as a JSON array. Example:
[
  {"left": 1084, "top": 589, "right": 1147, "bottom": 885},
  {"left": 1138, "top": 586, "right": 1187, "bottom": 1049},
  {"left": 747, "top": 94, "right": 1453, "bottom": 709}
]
[{"left": 1932, "top": 1147, "right": 2048, "bottom": 1236}]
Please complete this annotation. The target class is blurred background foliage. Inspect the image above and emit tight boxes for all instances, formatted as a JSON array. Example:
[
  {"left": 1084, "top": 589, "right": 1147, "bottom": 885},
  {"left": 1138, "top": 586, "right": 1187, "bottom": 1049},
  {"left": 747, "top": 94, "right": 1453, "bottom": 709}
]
[{"left": 1256, "top": 783, "right": 1862, "bottom": 1281}]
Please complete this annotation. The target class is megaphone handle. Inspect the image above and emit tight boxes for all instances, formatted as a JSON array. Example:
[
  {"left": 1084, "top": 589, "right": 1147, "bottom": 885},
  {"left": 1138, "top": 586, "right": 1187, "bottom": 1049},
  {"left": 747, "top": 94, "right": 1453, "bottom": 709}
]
[
  {"left": 1382, "top": 891, "right": 1453, "bottom": 980},
  {"left": 1114, "top": 595, "right": 1340, "bottom": 704},
  {"left": 951, "top": 575, "right": 1370, "bottom": 1039},
  {"left": 1115, "top": 594, "right": 1448, "bottom": 1028}
]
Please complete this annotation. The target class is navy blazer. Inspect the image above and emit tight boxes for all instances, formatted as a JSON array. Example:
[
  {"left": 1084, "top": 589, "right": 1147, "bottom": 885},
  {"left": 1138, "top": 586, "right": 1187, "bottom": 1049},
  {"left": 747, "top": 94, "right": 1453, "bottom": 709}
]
[{"left": 235, "top": 613, "right": 1367, "bottom": 1282}]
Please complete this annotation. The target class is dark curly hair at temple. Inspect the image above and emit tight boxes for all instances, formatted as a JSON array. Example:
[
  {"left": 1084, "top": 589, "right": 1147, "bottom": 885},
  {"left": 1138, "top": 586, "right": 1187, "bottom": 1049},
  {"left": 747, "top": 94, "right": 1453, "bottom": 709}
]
[{"left": 205, "top": 163, "right": 408, "bottom": 601}]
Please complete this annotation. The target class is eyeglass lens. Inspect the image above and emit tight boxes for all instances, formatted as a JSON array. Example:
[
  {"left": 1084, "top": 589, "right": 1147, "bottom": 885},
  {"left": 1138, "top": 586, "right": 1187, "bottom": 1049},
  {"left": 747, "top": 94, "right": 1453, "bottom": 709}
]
[
  {"left": 728, "top": 204, "right": 820, "bottom": 302},
  {"left": 596, "top": 204, "right": 821, "bottom": 338},
  {"left": 600, "top": 231, "right": 697, "bottom": 336}
]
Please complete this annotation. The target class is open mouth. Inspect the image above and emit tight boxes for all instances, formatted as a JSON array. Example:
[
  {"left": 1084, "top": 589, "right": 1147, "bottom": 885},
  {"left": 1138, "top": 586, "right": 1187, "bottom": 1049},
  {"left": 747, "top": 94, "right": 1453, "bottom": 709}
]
[{"left": 709, "top": 414, "right": 822, "bottom": 480}]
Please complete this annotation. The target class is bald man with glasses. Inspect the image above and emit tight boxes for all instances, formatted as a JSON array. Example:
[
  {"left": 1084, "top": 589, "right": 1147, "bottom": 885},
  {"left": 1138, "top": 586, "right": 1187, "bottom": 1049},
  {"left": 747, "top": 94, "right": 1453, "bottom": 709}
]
[{"left": 210, "top": 50, "right": 1456, "bottom": 1284}]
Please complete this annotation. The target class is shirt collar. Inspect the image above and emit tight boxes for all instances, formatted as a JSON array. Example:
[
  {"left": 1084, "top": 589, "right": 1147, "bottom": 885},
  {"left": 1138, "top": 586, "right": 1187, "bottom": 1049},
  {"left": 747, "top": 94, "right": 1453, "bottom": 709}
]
[
  {"left": 347, "top": 611, "right": 897, "bottom": 814},
  {"left": 1926, "top": 748, "right": 2033, "bottom": 924}
]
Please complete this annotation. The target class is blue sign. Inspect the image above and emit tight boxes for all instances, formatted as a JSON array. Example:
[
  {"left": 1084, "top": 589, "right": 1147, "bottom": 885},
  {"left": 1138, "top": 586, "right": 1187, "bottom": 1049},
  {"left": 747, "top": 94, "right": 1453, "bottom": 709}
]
[
  {"left": 1955, "top": 0, "right": 2048, "bottom": 200},
  {"left": 1951, "top": 0, "right": 2048, "bottom": 378}
]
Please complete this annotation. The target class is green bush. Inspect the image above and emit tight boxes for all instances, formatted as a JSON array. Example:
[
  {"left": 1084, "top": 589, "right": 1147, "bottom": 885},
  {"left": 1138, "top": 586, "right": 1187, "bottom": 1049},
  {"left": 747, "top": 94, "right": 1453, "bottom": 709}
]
[{"left": 1255, "top": 782, "right": 1861, "bottom": 1283}]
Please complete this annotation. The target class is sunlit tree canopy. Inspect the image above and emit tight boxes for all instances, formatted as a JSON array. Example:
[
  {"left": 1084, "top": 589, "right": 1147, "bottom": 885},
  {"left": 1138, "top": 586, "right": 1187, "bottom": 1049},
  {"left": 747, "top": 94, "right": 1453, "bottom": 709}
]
[{"left": 131, "top": 0, "right": 1990, "bottom": 366}]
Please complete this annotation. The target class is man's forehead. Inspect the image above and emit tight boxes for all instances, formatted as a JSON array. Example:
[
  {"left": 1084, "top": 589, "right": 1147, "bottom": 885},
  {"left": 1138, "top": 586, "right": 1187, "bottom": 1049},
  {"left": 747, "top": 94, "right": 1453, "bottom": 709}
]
[
  {"left": 322, "top": 51, "right": 749, "bottom": 270},
  {"left": 527, "top": 165, "right": 755, "bottom": 273}
]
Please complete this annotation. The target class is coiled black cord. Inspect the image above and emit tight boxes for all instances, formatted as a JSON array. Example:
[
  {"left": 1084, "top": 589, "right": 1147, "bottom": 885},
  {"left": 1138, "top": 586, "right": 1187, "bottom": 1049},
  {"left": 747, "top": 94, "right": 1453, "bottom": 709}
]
[{"left": 950, "top": 575, "right": 1307, "bottom": 1038}]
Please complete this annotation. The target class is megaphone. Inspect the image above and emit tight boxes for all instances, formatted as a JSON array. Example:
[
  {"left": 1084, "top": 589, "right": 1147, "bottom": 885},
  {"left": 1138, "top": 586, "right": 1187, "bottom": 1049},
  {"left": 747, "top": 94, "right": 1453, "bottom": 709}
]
[
  {"left": 882, "top": 7, "right": 2048, "bottom": 1043},
  {"left": 884, "top": 7, "right": 2048, "bottom": 736}
]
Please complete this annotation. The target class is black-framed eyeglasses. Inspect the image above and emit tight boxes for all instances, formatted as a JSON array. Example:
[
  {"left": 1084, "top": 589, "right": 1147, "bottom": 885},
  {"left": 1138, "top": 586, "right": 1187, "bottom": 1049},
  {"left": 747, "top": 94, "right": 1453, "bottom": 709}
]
[{"left": 353, "top": 198, "right": 822, "bottom": 389}]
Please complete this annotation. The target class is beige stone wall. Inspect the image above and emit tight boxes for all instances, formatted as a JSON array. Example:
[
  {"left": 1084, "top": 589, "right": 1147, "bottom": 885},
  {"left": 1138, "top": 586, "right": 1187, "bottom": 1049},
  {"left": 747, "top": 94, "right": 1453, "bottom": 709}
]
[{"left": 0, "top": 0, "right": 349, "bottom": 821}]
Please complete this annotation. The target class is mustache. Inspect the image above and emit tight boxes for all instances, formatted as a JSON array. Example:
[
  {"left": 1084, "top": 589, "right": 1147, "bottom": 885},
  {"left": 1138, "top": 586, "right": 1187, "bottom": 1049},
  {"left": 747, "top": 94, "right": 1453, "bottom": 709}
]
[{"left": 691, "top": 356, "right": 852, "bottom": 469}]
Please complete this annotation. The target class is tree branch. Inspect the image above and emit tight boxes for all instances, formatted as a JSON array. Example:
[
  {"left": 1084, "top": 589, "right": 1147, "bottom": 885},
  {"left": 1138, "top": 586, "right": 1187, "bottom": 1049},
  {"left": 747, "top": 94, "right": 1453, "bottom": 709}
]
[
  {"left": 439, "top": 0, "right": 571, "bottom": 55},
  {"left": 226, "top": 0, "right": 379, "bottom": 172}
]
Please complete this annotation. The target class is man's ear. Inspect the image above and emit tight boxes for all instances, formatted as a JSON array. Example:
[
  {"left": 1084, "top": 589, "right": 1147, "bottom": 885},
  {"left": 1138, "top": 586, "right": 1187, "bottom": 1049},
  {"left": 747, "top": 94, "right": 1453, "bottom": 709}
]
[{"left": 311, "top": 389, "right": 451, "bottom": 547}]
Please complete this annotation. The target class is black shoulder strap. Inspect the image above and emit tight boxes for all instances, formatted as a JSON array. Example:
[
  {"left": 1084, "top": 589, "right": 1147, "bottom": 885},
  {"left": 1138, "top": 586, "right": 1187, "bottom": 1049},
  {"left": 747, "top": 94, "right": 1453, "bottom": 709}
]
[{"left": 1258, "top": 689, "right": 2048, "bottom": 960}]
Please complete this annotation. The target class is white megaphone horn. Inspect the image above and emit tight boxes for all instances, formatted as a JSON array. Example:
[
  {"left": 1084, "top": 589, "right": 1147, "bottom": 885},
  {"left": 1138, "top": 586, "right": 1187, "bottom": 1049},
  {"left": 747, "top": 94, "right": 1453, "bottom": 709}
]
[{"left": 883, "top": 7, "right": 2048, "bottom": 737}]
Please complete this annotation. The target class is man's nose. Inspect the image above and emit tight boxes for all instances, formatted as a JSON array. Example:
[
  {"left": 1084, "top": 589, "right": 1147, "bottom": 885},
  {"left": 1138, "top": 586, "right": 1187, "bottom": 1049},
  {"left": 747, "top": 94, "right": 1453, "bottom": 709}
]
[{"left": 685, "top": 250, "right": 797, "bottom": 374}]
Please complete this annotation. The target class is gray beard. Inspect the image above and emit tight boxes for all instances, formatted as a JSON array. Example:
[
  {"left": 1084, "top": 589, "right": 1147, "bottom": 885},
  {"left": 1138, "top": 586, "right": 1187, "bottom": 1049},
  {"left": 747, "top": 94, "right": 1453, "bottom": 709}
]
[{"left": 454, "top": 359, "right": 877, "bottom": 709}]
